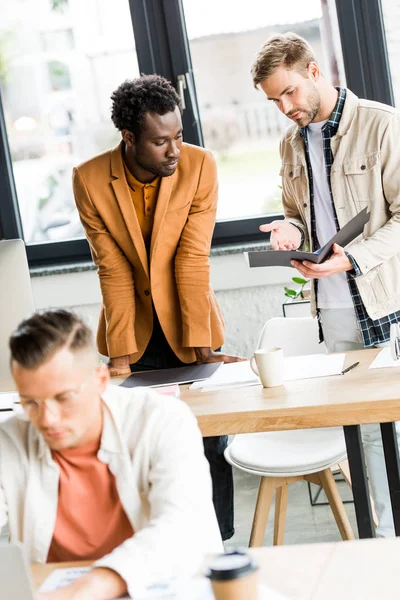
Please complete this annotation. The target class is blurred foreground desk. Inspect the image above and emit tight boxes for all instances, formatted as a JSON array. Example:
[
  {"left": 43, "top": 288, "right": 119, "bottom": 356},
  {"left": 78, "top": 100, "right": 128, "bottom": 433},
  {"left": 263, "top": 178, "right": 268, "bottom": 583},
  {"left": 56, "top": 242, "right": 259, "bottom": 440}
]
[
  {"left": 178, "top": 349, "right": 400, "bottom": 540},
  {"left": 32, "top": 537, "right": 400, "bottom": 599}
]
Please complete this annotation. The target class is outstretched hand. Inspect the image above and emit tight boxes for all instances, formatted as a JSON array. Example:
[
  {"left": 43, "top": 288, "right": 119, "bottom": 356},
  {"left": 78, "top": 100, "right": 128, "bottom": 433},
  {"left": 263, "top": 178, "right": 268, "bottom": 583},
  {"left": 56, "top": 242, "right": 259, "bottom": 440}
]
[{"left": 259, "top": 220, "right": 302, "bottom": 251}]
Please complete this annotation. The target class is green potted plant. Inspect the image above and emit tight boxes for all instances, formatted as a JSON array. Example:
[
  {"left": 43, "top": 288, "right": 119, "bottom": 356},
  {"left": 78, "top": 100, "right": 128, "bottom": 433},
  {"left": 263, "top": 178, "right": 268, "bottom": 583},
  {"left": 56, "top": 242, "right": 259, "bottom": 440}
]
[{"left": 282, "top": 277, "right": 311, "bottom": 317}]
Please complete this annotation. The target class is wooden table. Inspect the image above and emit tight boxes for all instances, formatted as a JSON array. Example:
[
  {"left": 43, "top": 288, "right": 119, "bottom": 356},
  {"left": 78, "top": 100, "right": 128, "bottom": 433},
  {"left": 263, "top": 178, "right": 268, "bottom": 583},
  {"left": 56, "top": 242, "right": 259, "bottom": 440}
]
[
  {"left": 176, "top": 349, "right": 400, "bottom": 539},
  {"left": 179, "top": 349, "right": 400, "bottom": 436},
  {"left": 31, "top": 537, "right": 400, "bottom": 598}
]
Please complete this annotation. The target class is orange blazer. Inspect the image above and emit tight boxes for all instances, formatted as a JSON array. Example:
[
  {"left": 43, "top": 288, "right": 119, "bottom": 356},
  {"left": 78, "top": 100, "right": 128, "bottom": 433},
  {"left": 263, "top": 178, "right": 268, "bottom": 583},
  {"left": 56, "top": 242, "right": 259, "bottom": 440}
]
[{"left": 72, "top": 142, "right": 225, "bottom": 364}]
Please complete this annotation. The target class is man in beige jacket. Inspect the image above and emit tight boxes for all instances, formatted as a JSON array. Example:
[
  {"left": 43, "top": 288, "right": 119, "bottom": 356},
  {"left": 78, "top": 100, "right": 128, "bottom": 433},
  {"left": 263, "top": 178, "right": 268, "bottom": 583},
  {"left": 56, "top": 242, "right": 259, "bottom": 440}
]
[
  {"left": 253, "top": 32, "right": 400, "bottom": 537},
  {"left": 0, "top": 310, "right": 222, "bottom": 599}
]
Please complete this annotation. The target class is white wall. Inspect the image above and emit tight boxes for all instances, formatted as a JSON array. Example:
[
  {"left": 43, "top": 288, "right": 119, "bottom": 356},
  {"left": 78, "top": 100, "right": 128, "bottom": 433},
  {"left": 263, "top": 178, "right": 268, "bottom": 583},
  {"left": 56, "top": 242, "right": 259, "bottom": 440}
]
[{"left": 31, "top": 255, "right": 302, "bottom": 358}]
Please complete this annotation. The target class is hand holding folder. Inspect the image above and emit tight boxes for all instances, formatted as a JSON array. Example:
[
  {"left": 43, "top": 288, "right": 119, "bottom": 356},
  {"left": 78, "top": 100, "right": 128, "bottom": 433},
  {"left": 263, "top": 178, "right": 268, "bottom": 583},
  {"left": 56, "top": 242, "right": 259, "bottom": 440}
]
[{"left": 245, "top": 207, "right": 370, "bottom": 268}]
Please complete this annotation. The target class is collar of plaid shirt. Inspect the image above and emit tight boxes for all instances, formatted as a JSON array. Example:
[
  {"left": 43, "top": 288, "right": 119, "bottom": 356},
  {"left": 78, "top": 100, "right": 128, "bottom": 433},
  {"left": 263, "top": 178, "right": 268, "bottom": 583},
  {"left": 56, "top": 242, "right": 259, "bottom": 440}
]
[{"left": 300, "top": 86, "right": 346, "bottom": 139}]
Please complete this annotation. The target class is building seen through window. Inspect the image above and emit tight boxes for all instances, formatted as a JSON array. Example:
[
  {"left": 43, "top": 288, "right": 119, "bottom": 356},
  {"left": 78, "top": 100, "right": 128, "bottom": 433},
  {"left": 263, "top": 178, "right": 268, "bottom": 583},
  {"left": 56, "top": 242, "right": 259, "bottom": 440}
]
[
  {"left": 183, "top": 0, "right": 345, "bottom": 219},
  {"left": 0, "top": 0, "right": 138, "bottom": 243}
]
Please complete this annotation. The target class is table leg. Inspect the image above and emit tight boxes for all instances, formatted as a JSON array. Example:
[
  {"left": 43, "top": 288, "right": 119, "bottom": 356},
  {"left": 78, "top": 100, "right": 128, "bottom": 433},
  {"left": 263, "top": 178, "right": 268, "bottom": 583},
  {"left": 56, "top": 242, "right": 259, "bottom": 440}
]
[
  {"left": 380, "top": 422, "right": 400, "bottom": 536},
  {"left": 343, "top": 425, "right": 375, "bottom": 538}
]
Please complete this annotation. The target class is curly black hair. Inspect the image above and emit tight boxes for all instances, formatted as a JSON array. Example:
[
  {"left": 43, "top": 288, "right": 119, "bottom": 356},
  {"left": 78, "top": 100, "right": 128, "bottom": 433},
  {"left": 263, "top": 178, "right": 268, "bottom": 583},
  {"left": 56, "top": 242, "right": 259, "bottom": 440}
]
[{"left": 110, "top": 74, "right": 182, "bottom": 139}]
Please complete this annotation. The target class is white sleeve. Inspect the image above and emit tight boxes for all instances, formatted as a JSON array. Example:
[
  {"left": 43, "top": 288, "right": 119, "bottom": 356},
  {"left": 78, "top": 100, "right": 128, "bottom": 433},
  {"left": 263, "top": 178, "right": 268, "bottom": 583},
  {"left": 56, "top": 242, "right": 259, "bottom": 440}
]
[{"left": 94, "top": 398, "right": 223, "bottom": 597}]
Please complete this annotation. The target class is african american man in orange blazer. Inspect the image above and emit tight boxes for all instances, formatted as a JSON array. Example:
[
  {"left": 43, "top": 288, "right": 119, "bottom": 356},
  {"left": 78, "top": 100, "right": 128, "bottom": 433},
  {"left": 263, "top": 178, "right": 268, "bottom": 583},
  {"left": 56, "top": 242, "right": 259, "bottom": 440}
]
[{"left": 72, "top": 75, "right": 242, "bottom": 541}]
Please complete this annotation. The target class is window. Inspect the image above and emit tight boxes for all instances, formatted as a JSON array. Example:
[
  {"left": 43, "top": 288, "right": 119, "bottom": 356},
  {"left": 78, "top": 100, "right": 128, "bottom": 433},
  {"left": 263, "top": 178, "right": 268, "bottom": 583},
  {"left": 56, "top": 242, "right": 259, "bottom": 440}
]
[
  {"left": 0, "top": 0, "right": 138, "bottom": 245},
  {"left": 0, "top": 0, "right": 394, "bottom": 265},
  {"left": 381, "top": 0, "right": 400, "bottom": 106},
  {"left": 182, "top": 0, "right": 346, "bottom": 220},
  {"left": 41, "top": 28, "right": 74, "bottom": 53}
]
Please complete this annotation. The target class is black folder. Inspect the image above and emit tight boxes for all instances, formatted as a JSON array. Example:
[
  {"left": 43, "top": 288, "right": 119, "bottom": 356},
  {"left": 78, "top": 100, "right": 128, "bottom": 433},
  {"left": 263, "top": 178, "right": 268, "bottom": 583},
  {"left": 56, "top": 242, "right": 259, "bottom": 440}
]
[
  {"left": 120, "top": 361, "right": 223, "bottom": 388},
  {"left": 245, "top": 207, "right": 370, "bottom": 268}
]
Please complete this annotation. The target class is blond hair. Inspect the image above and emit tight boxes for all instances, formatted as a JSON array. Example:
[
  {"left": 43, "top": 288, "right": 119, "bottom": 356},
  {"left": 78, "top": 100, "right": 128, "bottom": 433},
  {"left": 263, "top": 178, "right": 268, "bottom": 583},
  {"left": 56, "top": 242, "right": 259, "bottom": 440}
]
[{"left": 251, "top": 32, "right": 316, "bottom": 88}]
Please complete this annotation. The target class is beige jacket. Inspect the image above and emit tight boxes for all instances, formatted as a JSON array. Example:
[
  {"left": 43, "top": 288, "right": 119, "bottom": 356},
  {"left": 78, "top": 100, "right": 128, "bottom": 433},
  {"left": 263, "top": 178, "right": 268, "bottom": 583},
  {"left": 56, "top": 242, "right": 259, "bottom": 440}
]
[
  {"left": 0, "top": 386, "right": 222, "bottom": 597},
  {"left": 280, "top": 89, "right": 400, "bottom": 320}
]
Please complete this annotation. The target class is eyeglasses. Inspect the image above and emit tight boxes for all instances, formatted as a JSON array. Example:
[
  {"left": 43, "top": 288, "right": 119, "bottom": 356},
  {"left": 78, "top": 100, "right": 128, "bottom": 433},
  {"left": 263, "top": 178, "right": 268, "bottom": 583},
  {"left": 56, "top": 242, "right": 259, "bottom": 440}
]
[{"left": 19, "top": 373, "right": 94, "bottom": 418}]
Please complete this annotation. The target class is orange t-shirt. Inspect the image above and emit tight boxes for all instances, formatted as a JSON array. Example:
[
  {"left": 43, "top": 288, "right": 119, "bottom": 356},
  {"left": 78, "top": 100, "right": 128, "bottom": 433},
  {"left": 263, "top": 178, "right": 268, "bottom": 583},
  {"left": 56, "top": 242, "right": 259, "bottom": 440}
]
[{"left": 47, "top": 439, "right": 134, "bottom": 562}]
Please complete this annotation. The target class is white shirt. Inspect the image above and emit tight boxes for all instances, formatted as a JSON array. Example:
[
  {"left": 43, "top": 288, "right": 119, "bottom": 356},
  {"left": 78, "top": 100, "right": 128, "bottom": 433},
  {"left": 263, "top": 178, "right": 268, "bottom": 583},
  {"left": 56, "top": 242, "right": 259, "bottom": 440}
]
[
  {"left": 0, "top": 385, "right": 222, "bottom": 597},
  {"left": 307, "top": 120, "right": 353, "bottom": 309}
]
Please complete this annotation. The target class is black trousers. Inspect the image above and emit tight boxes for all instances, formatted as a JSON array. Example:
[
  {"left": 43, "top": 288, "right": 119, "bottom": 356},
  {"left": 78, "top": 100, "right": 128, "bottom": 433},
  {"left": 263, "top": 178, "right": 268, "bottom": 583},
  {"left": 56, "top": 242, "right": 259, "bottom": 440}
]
[{"left": 130, "top": 314, "right": 234, "bottom": 540}]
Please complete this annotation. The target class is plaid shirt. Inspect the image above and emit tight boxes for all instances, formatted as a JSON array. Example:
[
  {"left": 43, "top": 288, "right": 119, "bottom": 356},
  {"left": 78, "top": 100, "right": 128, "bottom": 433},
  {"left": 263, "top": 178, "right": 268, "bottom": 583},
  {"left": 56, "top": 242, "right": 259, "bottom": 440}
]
[{"left": 300, "top": 87, "right": 400, "bottom": 347}]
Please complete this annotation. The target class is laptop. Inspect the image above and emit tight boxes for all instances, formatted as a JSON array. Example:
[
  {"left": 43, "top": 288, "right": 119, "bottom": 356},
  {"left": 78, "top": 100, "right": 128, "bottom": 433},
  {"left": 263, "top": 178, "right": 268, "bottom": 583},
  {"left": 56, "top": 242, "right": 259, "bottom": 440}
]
[
  {"left": 0, "top": 543, "right": 35, "bottom": 599},
  {"left": 0, "top": 239, "right": 35, "bottom": 392}
]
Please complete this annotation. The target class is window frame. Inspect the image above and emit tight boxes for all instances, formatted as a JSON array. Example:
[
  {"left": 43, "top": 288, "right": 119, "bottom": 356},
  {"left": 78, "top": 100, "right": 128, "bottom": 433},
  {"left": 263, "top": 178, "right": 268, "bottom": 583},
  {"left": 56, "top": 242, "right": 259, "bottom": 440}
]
[{"left": 0, "top": 0, "right": 394, "bottom": 267}]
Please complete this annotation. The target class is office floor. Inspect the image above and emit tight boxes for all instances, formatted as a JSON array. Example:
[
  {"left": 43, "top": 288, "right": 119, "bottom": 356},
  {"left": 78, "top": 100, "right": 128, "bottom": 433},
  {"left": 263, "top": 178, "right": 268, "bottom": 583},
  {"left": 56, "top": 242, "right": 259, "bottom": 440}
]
[{"left": 225, "top": 468, "right": 358, "bottom": 550}]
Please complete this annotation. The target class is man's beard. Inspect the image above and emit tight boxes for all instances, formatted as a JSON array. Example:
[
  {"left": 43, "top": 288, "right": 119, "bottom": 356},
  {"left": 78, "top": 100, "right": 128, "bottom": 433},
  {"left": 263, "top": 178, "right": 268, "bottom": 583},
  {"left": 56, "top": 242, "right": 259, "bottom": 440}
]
[
  {"left": 135, "top": 155, "right": 176, "bottom": 178},
  {"left": 287, "top": 87, "right": 321, "bottom": 128}
]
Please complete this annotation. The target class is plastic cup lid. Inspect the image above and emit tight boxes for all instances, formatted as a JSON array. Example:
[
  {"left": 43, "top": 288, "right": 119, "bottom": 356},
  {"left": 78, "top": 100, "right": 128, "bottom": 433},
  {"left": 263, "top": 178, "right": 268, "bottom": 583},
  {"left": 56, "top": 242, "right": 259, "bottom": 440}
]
[{"left": 206, "top": 550, "right": 258, "bottom": 581}]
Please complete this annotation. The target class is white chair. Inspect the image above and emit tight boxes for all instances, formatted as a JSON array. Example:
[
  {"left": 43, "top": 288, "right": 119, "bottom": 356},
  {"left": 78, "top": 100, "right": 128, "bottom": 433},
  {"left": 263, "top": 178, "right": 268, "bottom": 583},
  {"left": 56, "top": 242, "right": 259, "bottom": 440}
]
[
  {"left": 225, "top": 317, "right": 355, "bottom": 546},
  {"left": 255, "top": 316, "right": 327, "bottom": 357}
]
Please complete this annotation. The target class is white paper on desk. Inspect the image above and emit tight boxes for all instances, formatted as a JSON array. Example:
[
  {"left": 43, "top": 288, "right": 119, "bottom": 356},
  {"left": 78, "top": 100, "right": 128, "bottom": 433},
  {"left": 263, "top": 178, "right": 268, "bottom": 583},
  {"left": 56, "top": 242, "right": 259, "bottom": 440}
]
[
  {"left": 369, "top": 346, "right": 400, "bottom": 369},
  {"left": 39, "top": 569, "right": 207, "bottom": 598},
  {"left": 191, "top": 354, "right": 346, "bottom": 392},
  {"left": 0, "top": 392, "right": 18, "bottom": 410},
  {"left": 132, "top": 580, "right": 287, "bottom": 599},
  {"left": 39, "top": 567, "right": 91, "bottom": 592},
  {"left": 190, "top": 361, "right": 258, "bottom": 391},
  {"left": 39, "top": 567, "right": 130, "bottom": 596},
  {"left": 40, "top": 569, "right": 288, "bottom": 599},
  {"left": 284, "top": 353, "right": 346, "bottom": 381}
]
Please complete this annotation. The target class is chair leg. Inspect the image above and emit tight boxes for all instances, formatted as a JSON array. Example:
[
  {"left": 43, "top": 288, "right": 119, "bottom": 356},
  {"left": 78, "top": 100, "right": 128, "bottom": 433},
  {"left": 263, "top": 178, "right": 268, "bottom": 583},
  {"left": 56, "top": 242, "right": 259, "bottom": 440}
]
[
  {"left": 249, "top": 477, "right": 276, "bottom": 547},
  {"left": 318, "top": 468, "right": 355, "bottom": 541},
  {"left": 338, "top": 460, "right": 379, "bottom": 528},
  {"left": 273, "top": 485, "right": 288, "bottom": 546},
  {"left": 338, "top": 460, "right": 351, "bottom": 486}
]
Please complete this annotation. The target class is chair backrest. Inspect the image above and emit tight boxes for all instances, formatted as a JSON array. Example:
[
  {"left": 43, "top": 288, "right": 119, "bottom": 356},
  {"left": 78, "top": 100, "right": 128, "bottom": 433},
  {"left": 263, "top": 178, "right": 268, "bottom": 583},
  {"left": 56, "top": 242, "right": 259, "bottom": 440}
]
[{"left": 256, "top": 317, "right": 326, "bottom": 357}]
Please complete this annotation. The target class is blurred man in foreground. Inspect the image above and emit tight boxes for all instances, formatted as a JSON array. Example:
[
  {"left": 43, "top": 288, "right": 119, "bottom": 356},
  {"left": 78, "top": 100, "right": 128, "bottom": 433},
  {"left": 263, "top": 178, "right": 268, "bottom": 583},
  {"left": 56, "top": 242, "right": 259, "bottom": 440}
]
[{"left": 0, "top": 310, "right": 222, "bottom": 599}]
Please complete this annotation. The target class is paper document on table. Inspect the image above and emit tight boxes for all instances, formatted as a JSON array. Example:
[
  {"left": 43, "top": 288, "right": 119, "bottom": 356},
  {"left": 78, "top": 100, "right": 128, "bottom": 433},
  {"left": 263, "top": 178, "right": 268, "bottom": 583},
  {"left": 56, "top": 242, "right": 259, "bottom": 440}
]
[
  {"left": 369, "top": 347, "right": 400, "bottom": 369},
  {"left": 190, "top": 361, "right": 258, "bottom": 390},
  {"left": 40, "top": 570, "right": 287, "bottom": 599},
  {"left": 284, "top": 353, "right": 345, "bottom": 381},
  {"left": 190, "top": 354, "right": 346, "bottom": 392},
  {"left": 138, "top": 579, "right": 288, "bottom": 599},
  {"left": 39, "top": 567, "right": 129, "bottom": 598},
  {"left": 0, "top": 391, "right": 18, "bottom": 410},
  {"left": 39, "top": 568, "right": 92, "bottom": 592}
]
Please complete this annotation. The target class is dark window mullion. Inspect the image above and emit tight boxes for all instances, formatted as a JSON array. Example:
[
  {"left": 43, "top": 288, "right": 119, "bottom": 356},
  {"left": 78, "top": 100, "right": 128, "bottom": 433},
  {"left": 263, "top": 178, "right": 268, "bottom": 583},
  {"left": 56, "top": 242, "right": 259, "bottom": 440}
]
[
  {"left": 129, "top": 0, "right": 203, "bottom": 146},
  {"left": 0, "top": 86, "right": 23, "bottom": 239},
  {"left": 127, "top": 0, "right": 174, "bottom": 80},
  {"left": 335, "top": 0, "right": 394, "bottom": 105},
  {"left": 161, "top": 0, "right": 204, "bottom": 146}
]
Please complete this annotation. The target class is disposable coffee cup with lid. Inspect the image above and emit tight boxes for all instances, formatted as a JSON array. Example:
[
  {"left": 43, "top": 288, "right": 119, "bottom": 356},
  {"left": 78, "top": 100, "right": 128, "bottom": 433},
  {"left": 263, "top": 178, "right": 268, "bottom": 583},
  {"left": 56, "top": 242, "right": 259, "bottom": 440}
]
[{"left": 206, "top": 550, "right": 259, "bottom": 600}]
